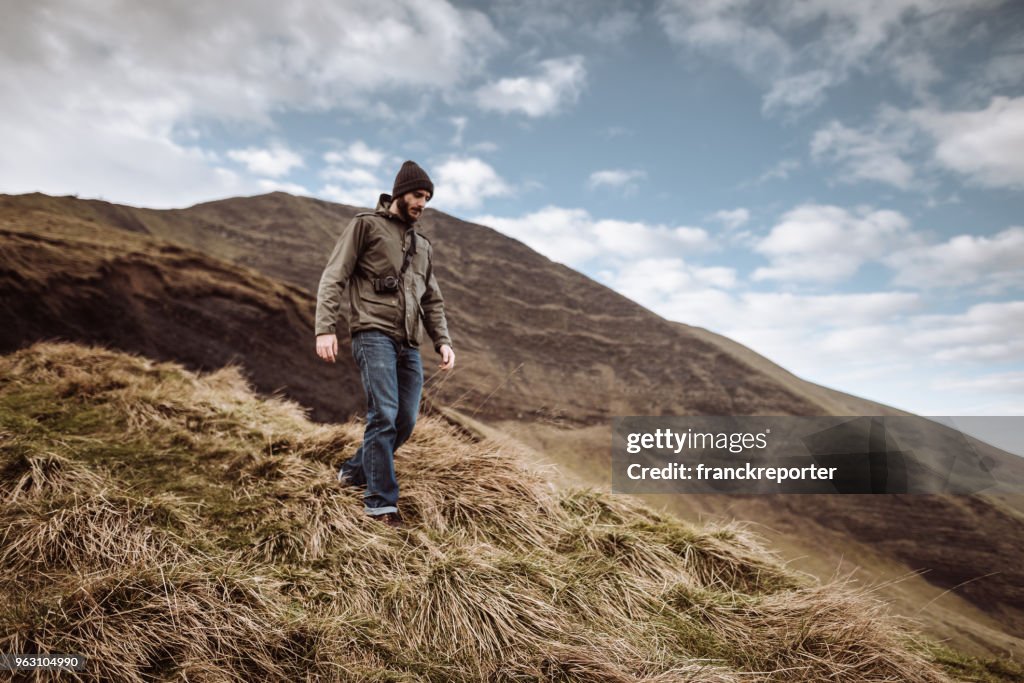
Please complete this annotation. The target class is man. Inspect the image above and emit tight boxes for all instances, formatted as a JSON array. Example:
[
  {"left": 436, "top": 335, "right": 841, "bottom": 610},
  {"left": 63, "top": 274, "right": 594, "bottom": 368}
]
[{"left": 314, "top": 160, "right": 455, "bottom": 528}]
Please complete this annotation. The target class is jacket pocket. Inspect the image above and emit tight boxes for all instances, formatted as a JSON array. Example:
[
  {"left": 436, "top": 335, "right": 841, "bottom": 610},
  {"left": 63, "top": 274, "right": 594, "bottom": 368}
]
[{"left": 357, "top": 289, "right": 398, "bottom": 326}]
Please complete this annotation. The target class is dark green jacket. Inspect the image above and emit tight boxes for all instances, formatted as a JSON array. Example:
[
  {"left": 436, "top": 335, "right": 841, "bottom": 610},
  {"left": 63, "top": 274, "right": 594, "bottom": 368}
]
[{"left": 315, "top": 194, "right": 452, "bottom": 352}]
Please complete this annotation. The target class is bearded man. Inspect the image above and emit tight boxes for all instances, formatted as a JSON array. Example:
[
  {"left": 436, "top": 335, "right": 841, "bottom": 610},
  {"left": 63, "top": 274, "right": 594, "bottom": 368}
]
[{"left": 315, "top": 160, "right": 455, "bottom": 528}]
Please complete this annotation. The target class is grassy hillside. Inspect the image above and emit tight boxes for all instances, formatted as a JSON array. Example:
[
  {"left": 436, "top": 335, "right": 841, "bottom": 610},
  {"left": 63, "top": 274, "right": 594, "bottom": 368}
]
[
  {"left": 0, "top": 197, "right": 365, "bottom": 423},
  {"left": 2, "top": 342, "right": 1009, "bottom": 682}
]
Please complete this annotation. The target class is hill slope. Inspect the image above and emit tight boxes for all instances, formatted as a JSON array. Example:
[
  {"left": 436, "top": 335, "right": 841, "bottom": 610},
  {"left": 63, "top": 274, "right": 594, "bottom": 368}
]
[
  {"left": 0, "top": 197, "right": 364, "bottom": 422},
  {"left": 0, "top": 341, "right": 992, "bottom": 682},
  {"left": 2, "top": 191, "right": 1022, "bottom": 660}
]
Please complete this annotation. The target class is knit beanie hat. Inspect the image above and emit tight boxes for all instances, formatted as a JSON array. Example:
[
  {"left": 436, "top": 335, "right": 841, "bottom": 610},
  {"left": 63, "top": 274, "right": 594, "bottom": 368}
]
[{"left": 392, "top": 160, "right": 434, "bottom": 199}]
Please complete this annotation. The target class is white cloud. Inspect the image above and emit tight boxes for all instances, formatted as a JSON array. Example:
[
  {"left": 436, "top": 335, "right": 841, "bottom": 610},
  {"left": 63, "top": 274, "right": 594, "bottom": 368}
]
[
  {"left": 904, "top": 301, "right": 1024, "bottom": 363},
  {"left": 594, "top": 221, "right": 711, "bottom": 255},
  {"left": 811, "top": 119, "right": 916, "bottom": 189},
  {"left": 0, "top": 93, "right": 255, "bottom": 208},
  {"left": 317, "top": 141, "right": 396, "bottom": 208},
  {"left": 476, "top": 207, "right": 599, "bottom": 265},
  {"left": 909, "top": 95, "right": 1024, "bottom": 189},
  {"left": 753, "top": 204, "right": 913, "bottom": 283},
  {"left": 700, "top": 291, "right": 921, "bottom": 331},
  {"left": 811, "top": 94, "right": 1024, "bottom": 192},
  {"left": 450, "top": 116, "right": 468, "bottom": 146},
  {"left": 321, "top": 167, "right": 381, "bottom": 186},
  {"left": 588, "top": 169, "right": 647, "bottom": 192},
  {"left": 228, "top": 144, "right": 304, "bottom": 178},
  {"left": 592, "top": 9, "right": 642, "bottom": 43},
  {"left": 886, "top": 226, "right": 1024, "bottom": 291},
  {"left": 257, "top": 179, "right": 310, "bottom": 195},
  {"left": 324, "top": 141, "right": 390, "bottom": 169},
  {"left": 756, "top": 158, "right": 801, "bottom": 183},
  {"left": 762, "top": 69, "right": 833, "bottom": 116},
  {"left": 474, "top": 55, "right": 587, "bottom": 117},
  {"left": 657, "top": 0, "right": 792, "bottom": 79},
  {"left": 936, "top": 371, "right": 1024, "bottom": 394},
  {"left": 433, "top": 157, "right": 513, "bottom": 211},
  {"left": 473, "top": 206, "right": 714, "bottom": 268},
  {"left": 657, "top": 0, "right": 1003, "bottom": 116},
  {"left": 319, "top": 183, "right": 378, "bottom": 209},
  {"left": 979, "top": 51, "right": 1024, "bottom": 93},
  {"left": 0, "top": 0, "right": 501, "bottom": 207},
  {"left": 711, "top": 208, "right": 751, "bottom": 230},
  {"left": 486, "top": 1, "right": 639, "bottom": 46},
  {"left": 601, "top": 258, "right": 738, "bottom": 304},
  {"left": 889, "top": 51, "right": 943, "bottom": 97}
]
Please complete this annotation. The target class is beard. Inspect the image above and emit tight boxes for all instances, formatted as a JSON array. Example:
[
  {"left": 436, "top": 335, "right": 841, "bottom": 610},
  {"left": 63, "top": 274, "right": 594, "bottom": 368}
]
[{"left": 393, "top": 195, "right": 420, "bottom": 224}]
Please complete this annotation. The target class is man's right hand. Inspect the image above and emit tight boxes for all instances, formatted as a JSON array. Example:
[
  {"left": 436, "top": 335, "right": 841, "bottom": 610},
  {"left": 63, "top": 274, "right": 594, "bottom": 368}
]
[{"left": 316, "top": 333, "right": 339, "bottom": 363}]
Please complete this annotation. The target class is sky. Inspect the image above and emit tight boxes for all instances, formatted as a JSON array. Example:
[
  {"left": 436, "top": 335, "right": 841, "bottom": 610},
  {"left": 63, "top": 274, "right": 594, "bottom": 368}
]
[{"left": 2, "top": 0, "right": 1023, "bottom": 417}]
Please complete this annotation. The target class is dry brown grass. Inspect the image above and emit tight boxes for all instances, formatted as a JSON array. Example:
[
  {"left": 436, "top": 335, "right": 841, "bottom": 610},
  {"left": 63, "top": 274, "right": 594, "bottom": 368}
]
[
  {"left": 1, "top": 491, "right": 194, "bottom": 578},
  {"left": 3, "top": 564, "right": 309, "bottom": 682},
  {"left": 1, "top": 451, "right": 106, "bottom": 502},
  {"left": 0, "top": 342, "right": 962, "bottom": 681}
]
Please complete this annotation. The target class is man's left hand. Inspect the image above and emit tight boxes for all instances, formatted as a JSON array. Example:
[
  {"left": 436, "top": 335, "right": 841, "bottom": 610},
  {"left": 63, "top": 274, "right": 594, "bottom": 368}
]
[{"left": 439, "top": 344, "right": 455, "bottom": 370}]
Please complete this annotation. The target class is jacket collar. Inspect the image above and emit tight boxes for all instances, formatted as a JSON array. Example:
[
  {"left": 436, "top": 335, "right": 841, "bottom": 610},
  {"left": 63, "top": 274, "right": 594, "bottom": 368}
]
[{"left": 376, "top": 193, "right": 416, "bottom": 228}]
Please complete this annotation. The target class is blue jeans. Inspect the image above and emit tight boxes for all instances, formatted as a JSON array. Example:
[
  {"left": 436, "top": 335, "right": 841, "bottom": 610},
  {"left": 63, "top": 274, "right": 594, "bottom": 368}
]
[{"left": 339, "top": 330, "right": 423, "bottom": 516}]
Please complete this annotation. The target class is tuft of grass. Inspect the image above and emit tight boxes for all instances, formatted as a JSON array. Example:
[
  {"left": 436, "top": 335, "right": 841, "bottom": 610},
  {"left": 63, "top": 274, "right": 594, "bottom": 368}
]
[
  {"left": 3, "top": 563, "right": 311, "bottom": 682},
  {"left": 1, "top": 450, "right": 106, "bottom": 501},
  {"left": 0, "top": 341, "right": 976, "bottom": 681},
  {"left": 1, "top": 491, "right": 194, "bottom": 579}
]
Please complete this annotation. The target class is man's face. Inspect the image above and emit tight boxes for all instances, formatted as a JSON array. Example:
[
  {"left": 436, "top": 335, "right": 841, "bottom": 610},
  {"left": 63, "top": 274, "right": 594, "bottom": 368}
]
[{"left": 395, "top": 189, "right": 430, "bottom": 223}]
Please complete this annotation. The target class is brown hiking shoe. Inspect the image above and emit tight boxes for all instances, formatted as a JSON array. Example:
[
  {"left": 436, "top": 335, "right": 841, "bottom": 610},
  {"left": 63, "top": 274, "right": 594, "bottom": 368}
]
[{"left": 372, "top": 512, "right": 404, "bottom": 529}]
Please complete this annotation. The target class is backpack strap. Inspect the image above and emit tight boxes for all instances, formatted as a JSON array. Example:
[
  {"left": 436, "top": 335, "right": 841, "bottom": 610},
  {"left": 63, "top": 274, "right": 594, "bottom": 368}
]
[{"left": 399, "top": 231, "right": 417, "bottom": 280}]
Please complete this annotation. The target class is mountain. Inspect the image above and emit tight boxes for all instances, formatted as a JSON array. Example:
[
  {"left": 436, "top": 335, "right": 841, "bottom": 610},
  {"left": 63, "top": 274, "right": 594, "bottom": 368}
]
[
  {"left": 1, "top": 340, "right": 1006, "bottom": 682},
  {"left": 0, "top": 191, "right": 845, "bottom": 420},
  {"left": 2, "top": 191, "right": 1022, "bottom": 661}
]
